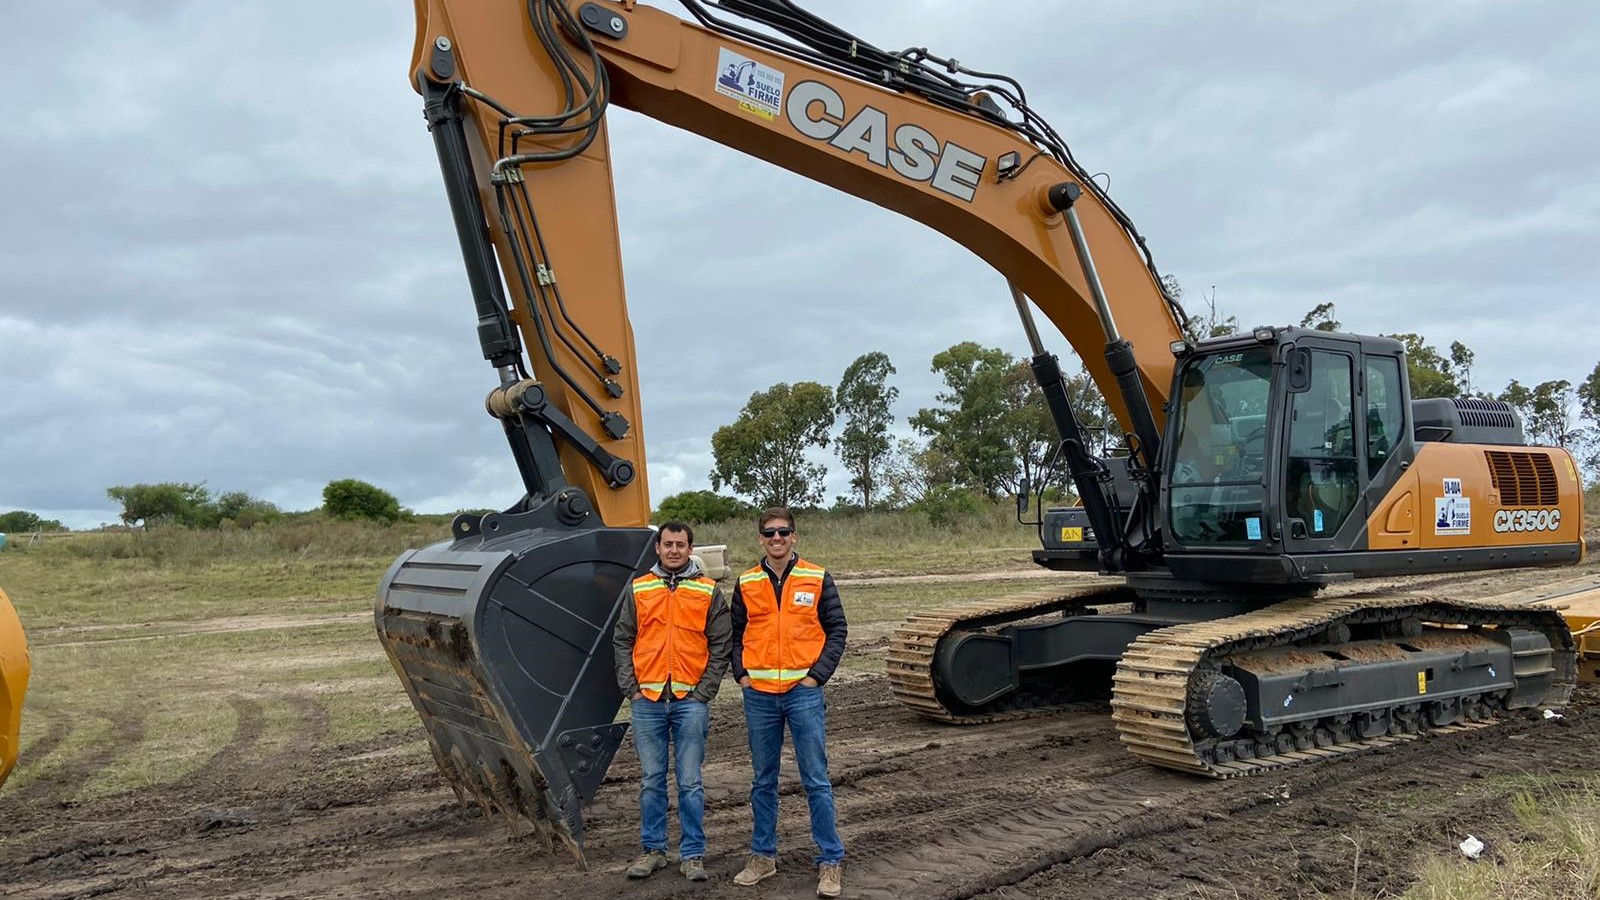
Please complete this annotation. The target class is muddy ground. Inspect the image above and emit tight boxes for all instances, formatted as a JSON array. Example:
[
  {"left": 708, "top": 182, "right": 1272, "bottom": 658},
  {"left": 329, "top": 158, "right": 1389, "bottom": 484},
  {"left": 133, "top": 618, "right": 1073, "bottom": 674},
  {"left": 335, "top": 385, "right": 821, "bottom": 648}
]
[{"left": 4, "top": 563, "right": 1598, "bottom": 900}]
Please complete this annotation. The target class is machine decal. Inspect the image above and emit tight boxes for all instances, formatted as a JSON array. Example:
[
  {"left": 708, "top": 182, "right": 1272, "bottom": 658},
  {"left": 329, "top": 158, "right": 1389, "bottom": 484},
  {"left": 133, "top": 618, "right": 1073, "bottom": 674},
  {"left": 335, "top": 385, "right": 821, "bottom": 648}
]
[
  {"left": 1417, "top": 672, "right": 1427, "bottom": 695},
  {"left": 1494, "top": 508, "right": 1563, "bottom": 533},
  {"left": 1434, "top": 477, "right": 1471, "bottom": 536},
  {"left": 1061, "top": 526, "right": 1084, "bottom": 542},
  {"left": 716, "top": 48, "right": 785, "bottom": 120},
  {"left": 1246, "top": 517, "right": 1262, "bottom": 541},
  {"left": 784, "top": 80, "right": 989, "bottom": 202}
]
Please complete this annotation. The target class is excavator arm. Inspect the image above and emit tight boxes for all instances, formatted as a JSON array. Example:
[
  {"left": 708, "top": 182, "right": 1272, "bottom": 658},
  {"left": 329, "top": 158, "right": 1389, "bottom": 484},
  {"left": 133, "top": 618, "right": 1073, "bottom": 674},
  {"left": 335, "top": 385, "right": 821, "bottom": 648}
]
[
  {"left": 378, "top": 0, "right": 1187, "bottom": 860},
  {"left": 407, "top": 0, "right": 1186, "bottom": 523}
]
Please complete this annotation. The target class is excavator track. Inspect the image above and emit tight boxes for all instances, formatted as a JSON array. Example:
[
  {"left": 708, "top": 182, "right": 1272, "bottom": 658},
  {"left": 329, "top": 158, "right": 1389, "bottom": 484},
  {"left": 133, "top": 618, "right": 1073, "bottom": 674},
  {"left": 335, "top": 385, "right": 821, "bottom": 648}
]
[
  {"left": 887, "top": 584, "right": 1133, "bottom": 724},
  {"left": 1111, "top": 592, "right": 1577, "bottom": 777}
]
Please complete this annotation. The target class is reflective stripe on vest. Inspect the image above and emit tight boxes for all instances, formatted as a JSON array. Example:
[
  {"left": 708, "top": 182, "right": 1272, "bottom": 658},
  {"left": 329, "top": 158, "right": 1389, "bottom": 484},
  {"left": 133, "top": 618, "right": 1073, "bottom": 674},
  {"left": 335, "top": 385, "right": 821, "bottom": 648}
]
[
  {"left": 631, "top": 573, "right": 716, "bottom": 701},
  {"left": 739, "top": 557, "right": 827, "bottom": 694}
]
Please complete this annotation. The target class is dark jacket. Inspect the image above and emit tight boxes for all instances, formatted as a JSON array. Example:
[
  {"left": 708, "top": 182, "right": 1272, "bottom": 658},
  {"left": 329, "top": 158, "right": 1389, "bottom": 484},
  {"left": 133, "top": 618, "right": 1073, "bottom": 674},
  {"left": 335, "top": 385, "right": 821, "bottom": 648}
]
[
  {"left": 730, "top": 555, "right": 848, "bottom": 685},
  {"left": 612, "top": 558, "right": 733, "bottom": 702}
]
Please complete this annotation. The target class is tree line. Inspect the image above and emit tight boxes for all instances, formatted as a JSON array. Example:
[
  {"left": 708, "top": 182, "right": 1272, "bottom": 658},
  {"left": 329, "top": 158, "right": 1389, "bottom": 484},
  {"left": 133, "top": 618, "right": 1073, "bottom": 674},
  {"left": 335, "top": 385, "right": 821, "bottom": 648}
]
[
  {"left": 686, "top": 342, "right": 1117, "bottom": 521},
  {"left": 0, "top": 478, "right": 410, "bottom": 533}
]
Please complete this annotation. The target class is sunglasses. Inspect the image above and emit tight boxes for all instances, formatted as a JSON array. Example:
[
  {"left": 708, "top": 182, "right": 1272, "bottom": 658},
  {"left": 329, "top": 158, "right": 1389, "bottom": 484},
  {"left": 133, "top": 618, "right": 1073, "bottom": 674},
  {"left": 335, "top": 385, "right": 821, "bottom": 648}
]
[{"left": 759, "top": 527, "right": 794, "bottom": 538}]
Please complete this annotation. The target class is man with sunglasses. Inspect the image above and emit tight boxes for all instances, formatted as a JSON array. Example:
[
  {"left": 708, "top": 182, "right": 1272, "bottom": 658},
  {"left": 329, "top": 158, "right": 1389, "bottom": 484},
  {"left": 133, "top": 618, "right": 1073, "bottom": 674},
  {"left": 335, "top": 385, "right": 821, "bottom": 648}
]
[{"left": 729, "top": 508, "right": 847, "bottom": 898}]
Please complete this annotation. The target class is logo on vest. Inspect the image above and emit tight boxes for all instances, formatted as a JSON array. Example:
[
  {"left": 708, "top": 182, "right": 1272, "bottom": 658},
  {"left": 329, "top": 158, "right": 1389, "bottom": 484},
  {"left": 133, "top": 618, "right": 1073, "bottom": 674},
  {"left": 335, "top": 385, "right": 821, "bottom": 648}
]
[{"left": 792, "top": 591, "right": 816, "bottom": 607}]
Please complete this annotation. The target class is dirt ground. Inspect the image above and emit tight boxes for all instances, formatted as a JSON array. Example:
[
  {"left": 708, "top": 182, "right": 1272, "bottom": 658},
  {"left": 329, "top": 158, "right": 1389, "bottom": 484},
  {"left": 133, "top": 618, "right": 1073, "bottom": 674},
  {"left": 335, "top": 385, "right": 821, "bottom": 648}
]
[{"left": 5, "top": 563, "right": 1598, "bottom": 900}]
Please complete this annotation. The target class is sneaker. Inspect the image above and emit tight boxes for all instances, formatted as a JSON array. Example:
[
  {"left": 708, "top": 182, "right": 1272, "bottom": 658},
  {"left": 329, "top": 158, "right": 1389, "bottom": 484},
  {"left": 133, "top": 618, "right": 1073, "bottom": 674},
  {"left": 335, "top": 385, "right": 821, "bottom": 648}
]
[
  {"left": 680, "top": 857, "right": 708, "bottom": 882},
  {"left": 817, "top": 861, "right": 842, "bottom": 898},
  {"left": 626, "top": 849, "right": 669, "bottom": 879},
  {"left": 733, "top": 853, "right": 777, "bottom": 886}
]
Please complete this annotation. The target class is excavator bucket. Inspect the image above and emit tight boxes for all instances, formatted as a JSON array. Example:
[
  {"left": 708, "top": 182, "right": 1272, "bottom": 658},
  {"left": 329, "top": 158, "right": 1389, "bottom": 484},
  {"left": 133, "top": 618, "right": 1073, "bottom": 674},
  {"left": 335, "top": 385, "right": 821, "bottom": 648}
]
[
  {"left": 0, "top": 587, "right": 31, "bottom": 789},
  {"left": 375, "top": 518, "right": 654, "bottom": 864}
]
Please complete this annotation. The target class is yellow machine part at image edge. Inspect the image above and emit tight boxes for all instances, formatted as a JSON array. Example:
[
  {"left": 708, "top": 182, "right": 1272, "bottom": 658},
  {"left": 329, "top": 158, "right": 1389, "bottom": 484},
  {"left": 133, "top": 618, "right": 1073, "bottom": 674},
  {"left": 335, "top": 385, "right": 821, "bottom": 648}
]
[{"left": 0, "top": 588, "right": 31, "bottom": 788}]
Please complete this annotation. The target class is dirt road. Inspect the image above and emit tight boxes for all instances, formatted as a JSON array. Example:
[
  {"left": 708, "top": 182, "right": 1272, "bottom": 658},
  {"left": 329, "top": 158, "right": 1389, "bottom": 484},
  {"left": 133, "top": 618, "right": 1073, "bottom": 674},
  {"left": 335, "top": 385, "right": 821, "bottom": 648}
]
[{"left": 4, "top": 563, "right": 1597, "bottom": 900}]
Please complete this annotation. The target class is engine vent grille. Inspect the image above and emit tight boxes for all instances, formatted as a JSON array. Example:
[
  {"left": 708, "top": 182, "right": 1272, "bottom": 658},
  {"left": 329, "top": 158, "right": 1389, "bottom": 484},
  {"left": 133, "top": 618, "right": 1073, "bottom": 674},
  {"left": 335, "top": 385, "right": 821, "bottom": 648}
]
[
  {"left": 1485, "top": 451, "right": 1559, "bottom": 506},
  {"left": 1454, "top": 397, "right": 1519, "bottom": 429}
]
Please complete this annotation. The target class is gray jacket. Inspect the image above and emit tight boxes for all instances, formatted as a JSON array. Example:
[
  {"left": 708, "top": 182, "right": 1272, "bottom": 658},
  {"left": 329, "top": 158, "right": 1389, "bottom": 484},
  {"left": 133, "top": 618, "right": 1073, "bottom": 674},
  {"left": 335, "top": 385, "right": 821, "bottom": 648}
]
[{"left": 613, "top": 558, "right": 732, "bottom": 702}]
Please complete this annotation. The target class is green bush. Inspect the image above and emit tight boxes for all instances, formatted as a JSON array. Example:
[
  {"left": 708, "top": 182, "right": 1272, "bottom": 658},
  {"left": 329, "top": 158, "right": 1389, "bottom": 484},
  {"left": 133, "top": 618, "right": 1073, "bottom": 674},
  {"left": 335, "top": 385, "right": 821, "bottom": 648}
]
[
  {"left": 913, "top": 485, "right": 985, "bottom": 527},
  {"left": 654, "top": 490, "right": 749, "bottom": 525},
  {"left": 322, "top": 479, "right": 403, "bottom": 523}
]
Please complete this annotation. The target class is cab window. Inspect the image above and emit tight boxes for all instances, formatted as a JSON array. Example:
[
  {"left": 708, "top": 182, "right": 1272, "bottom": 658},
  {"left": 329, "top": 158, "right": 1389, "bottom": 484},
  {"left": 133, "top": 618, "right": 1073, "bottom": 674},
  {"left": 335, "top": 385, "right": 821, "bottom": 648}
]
[
  {"left": 1285, "top": 350, "right": 1357, "bottom": 538},
  {"left": 1365, "top": 356, "right": 1404, "bottom": 477}
]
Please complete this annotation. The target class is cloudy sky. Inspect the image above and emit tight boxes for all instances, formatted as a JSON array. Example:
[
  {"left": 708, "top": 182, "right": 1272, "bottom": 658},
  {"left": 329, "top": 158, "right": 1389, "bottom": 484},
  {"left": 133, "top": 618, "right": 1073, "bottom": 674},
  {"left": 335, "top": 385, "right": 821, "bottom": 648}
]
[{"left": 4, "top": 1, "right": 1597, "bottom": 529}]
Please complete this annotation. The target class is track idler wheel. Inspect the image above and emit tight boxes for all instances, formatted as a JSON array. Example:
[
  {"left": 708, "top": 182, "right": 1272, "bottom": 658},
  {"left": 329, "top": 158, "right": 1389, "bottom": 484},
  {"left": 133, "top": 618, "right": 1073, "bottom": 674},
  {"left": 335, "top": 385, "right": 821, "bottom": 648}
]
[{"left": 1187, "top": 669, "right": 1248, "bottom": 740}]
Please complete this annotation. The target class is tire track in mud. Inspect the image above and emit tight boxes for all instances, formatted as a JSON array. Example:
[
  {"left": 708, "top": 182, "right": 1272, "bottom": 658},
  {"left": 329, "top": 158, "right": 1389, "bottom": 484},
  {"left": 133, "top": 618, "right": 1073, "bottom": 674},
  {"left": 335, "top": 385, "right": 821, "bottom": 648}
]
[
  {"left": 968, "top": 700, "right": 1600, "bottom": 900},
  {"left": 183, "top": 694, "right": 332, "bottom": 800},
  {"left": 1, "top": 710, "right": 70, "bottom": 808},
  {"left": 6, "top": 710, "right": 148, "bottom": 808}
]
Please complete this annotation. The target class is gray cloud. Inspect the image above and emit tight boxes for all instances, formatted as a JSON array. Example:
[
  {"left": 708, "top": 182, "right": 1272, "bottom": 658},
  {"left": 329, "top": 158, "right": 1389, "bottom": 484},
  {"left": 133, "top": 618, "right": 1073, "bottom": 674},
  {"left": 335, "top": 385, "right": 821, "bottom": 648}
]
[{"left": 5, "top": 1, "right": 1597, "bottom": 528}]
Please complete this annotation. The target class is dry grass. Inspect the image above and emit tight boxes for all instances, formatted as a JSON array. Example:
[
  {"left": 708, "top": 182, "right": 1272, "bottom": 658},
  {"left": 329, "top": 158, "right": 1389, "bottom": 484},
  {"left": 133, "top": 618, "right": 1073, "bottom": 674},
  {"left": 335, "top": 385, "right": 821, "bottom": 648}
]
[
  {"left": 694, "top": 502, "right": 1040, "bottom": 575},
  {"left": 1401, "top": 781, "right": 1600, "bottom": 899}
]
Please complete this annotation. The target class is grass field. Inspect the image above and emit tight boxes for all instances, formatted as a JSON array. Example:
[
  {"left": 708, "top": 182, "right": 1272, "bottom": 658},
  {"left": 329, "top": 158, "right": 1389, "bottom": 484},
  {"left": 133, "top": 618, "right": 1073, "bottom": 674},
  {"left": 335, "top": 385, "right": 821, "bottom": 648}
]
[{"left": 0, "top": 510, "right": 1042, "bottom": 800}]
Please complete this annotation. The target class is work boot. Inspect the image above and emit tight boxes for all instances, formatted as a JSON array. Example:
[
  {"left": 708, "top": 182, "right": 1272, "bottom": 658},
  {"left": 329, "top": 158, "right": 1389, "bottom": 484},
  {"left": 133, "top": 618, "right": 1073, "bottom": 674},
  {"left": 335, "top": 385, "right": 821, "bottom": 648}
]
[
  {"left": 680, "top": 857, "right": 708, "bottom": 882},
  {"left": 733, "top": 853, "right": 777, "bottom": 886},
  {"left": 817, "top": 861, "right": 843, "bottom": 898},
  {"left": 626, "top": 849, "right": 669, "bottom": 879}
]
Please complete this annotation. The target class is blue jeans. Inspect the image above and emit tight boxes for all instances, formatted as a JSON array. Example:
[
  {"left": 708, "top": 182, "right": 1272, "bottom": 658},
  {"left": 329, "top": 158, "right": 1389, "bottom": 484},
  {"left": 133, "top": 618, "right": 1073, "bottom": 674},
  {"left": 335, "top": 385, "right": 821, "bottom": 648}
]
[
  {"left": 630, "top": 697, "right": 709, "bottom": 858},
  {"left": 743, "top": 684, "right": 843, "bottom": 864}
]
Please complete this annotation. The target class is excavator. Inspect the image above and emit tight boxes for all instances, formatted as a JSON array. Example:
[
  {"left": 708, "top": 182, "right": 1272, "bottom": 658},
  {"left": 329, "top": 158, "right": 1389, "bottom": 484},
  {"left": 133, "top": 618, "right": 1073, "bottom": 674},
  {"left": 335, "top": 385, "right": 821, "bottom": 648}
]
[{"left": 375, "top": 0, "right": 1587, "bottom": 860}]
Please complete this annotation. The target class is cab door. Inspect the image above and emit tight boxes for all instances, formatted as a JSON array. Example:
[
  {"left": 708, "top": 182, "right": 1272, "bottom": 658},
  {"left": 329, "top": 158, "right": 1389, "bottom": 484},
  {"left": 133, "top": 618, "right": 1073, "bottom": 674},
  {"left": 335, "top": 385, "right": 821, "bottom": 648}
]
[{"left": 1280, "top": 341, "right": 1361, "bottom": 552}]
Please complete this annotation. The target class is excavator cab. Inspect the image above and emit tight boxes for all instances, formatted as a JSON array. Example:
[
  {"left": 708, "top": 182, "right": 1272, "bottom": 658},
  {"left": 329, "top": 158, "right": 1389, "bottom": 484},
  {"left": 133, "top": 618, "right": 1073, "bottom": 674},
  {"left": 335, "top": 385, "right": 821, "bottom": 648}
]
[
  {"left": 1164, "top": 327, "right": 1426, "bottom": 581},
  {"left": 1160, "top": 326, "right": 1581, "bottom": 586}
]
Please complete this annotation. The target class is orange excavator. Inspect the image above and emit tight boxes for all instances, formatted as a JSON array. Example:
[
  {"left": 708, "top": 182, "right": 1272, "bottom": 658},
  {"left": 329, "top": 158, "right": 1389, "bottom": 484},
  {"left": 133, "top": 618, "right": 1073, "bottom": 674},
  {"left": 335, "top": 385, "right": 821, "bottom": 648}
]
[{"left": 375, "top": 0, "right": 1586, "bottom": 860}]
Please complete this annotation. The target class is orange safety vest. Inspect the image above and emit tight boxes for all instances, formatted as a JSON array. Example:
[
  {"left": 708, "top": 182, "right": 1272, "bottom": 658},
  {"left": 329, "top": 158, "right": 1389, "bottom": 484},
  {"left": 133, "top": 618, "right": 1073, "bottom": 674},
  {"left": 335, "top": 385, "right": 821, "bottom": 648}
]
[
  {"left": 630, "top": 572, "right": 717, "bottom": 701},
  {"left": 738, "top": 558, "right": 828, "bottom": 693}
]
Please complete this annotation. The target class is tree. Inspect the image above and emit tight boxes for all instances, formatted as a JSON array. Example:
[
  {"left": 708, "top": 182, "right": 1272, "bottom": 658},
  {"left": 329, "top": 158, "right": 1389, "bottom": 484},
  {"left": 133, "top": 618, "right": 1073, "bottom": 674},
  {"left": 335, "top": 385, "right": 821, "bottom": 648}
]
[
  {"left": 1580, "top": 361, "right": 1600, "bottom": 472},
  {"left": 215, "top": 491, "right": 281, "bottom": 529},
  {"left": 910, "top": 343, "right": 1018, "bottom": 500},
  {"left": 0, "top": 511, "right": 64, "bottom": 533},
  {"left": 106, "top": 482, "right": 212, "bottom": 528},
  {"left": 1502, "top": 379, "right": 1586, "bottom": 449},
  {"left": 999, "top": 361, "right": 1058, "bottom": 498},
  {"left": 1581, "top": 361, "right": 1600, "bottom": 425},
  {"left": 1385, "top": 333, "right": 1458, "bottom": 400},
  {"left": 323, "top": 479, "right": 403, "bottom": 523},
  {"left": 879, "top": 437, "right": 941, "bottom": 509},
  {"left": 1449, "top": 341, "right": 1476, "bottom": 397},
  {"left": 654, "top": 490, "right": 747, "bottom": 524},
  {"left": 835, "top": 352, "right": 899, "bottom": 510},
  {"left": 1299, "top": 301, "right": 1341, "bottom": 332},
  {"left": 710, "top": 382, "right": 836, "bottom": 508},
  {"left": 1180, "top": 284, "right": 1238, "bottom": 342}
]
